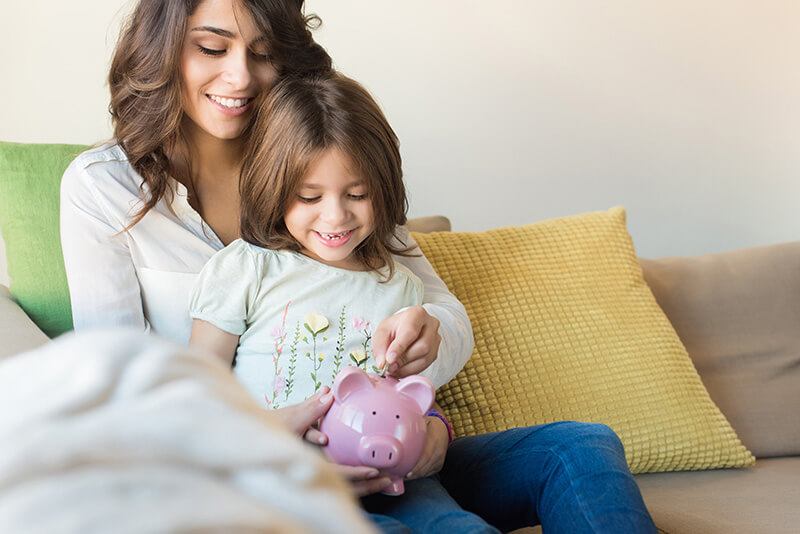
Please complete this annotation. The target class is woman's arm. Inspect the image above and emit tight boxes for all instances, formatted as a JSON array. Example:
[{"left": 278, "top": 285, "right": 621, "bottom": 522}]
[
  {"left": 60, "top": 155, "right": 147, "bottom": 331},
  {"left": 389, "top": 227, "right": 474, "bottom": 388}
]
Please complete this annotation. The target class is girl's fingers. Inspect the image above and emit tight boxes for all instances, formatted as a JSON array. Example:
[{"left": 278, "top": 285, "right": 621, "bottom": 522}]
[
  {"left": 274, "top": 387, "right": 333, "bottom": 437},
  {"left": 303, "top": 427, "right": 327, "bottom": 445}
]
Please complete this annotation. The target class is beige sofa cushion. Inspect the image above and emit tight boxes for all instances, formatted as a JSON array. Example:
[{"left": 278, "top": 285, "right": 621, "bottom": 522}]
[
  {"left": 640, "top": 242, "right": 800, "bottom": 458},
  {"left": 0, "top": 285, "right": 48, "bottom": 359},
  {"left": 635, "top": 457, "right": 800, "bottom": 533}
]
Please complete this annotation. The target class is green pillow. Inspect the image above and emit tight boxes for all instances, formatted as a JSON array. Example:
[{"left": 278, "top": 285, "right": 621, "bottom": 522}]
[{"left": 0, "top": 141, "right": 89, "bottom": 337}]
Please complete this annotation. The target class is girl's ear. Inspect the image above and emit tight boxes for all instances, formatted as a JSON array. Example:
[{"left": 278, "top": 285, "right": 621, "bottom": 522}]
[
  {"left": 394, "top": 375, "right": 435, "bottom": 414},
  {"left": 332, "top": 366, "right": 374, "bottom": 403}
]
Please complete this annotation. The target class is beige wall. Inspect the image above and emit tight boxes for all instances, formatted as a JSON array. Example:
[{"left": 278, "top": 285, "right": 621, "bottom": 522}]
[{"left": 2, "top": 1, "right": 799, "bottom": 285}]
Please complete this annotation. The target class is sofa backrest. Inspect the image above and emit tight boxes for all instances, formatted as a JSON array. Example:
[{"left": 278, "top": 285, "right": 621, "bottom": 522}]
[{"left": 641, "top": 242, "right": 800, "bottom": 459}]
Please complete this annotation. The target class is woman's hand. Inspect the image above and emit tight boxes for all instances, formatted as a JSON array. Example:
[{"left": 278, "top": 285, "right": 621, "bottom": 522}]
[
  {"left": 373, "top": 306, "right": 441, "bottom": 378},
  {"left": 405, "top": 414, "right": 450, "bottom": 480},
  {"left": 272, "top": 387, "right": 334, "bottom": 444},
  {"left": 329, "top": 464, "right": 393, "bottom": 497}
]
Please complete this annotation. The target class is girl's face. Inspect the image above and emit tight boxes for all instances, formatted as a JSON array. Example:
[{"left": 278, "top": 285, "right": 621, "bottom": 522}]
[
  {"left": 284, "top": 149, "right": 375, "bottom": 270},
  {"left": 179, "top": 0, "right": 279, "bottom": 143}
]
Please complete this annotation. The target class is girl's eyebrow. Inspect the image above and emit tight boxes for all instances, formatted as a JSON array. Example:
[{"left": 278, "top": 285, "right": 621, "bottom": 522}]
[{"left": 300, "top": 181, "right": 365, "bottom": 190}]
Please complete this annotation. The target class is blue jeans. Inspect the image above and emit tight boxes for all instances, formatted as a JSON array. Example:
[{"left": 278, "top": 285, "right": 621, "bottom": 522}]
[{"left": 362, "top": 421, "right": 656, "bottom": 533}]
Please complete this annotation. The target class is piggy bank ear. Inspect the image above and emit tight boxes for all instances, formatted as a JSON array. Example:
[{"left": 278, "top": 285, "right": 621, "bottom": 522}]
[
  {"left": 395, "top": 375, "right": 435, "bottom": 414},
  {"left": 332, "top": 366, "right": 374, "bottom": 403}
]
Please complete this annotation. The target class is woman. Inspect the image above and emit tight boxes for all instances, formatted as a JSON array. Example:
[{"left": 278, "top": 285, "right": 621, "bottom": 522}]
[
  {"left": 61, "top": 0, "right": 469, "bottom": 499},
  {"left": 60, "top": 0, "right": 655, "bottom": 531}
]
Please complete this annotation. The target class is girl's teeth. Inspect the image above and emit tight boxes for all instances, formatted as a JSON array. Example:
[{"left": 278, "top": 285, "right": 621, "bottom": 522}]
[{"left": 322, "top": 231, "right": 349, "bottom": 240}]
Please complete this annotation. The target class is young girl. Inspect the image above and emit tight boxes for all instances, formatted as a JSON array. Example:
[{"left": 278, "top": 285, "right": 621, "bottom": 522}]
[
  {"left": 188, "top": 72, "right": 657, "bottom": 533},
  {"left": 188, "top": 72, "right": 431, "bottom": 409}
]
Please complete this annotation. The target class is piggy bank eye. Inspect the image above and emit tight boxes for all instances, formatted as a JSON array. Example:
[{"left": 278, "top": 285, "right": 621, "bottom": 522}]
[
  {"left": 372, "top": 411, "right": 376, "bottom": 415},
  {"left": 395, "top": 414, "right": 400, "bottom": 419}
]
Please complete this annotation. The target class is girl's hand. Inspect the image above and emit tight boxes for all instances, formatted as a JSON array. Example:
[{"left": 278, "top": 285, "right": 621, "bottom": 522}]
[
  {"left": 329, "top": 464, "right": 393, "bottom": 497},
  {"left": 272, "top": 387, "right": 334, "bottom": 444},
  {"left": 373, "top": 306, "right": 441, "bottom": 378},
  {"left": 405, "top": 414, "right": 450, "bottom": 480}
]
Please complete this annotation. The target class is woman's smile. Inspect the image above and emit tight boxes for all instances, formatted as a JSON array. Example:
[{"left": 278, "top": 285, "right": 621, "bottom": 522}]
[{"left": 206, "top": 94, "right": 254, "bottom": 116}]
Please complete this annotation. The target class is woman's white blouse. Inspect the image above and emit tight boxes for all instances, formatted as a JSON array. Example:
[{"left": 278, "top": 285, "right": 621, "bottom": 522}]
[{"left": 60, "top": 143, "right": 473, "bottom": 388}]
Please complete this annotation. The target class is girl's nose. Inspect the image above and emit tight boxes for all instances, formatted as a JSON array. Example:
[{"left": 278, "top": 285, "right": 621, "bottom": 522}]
[
  {"left": 321, "top": 199, "right": 348, "bottom": 224},
  {"left": 220, "top": 50, "right": 252, "bottom": 90}
]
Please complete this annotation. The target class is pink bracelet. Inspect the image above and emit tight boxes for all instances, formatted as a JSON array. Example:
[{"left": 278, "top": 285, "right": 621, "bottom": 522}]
[{"left": 426, "top": 409, "right": 454, "bottom": 446}]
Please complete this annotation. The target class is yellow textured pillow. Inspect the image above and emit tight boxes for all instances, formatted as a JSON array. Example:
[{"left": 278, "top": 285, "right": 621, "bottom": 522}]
[{"left": 412, "top": 207, "right": 754, "bottom": 474}]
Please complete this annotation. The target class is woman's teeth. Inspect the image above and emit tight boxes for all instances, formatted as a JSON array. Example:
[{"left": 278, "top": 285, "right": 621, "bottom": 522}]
[{"left": 209, "top": 95, "right": 249, "bottom": 109}]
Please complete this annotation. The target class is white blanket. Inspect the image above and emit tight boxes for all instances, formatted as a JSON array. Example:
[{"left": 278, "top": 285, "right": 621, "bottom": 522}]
[{"left": 0, "top": 329, "right": 375, "bottom": 533}]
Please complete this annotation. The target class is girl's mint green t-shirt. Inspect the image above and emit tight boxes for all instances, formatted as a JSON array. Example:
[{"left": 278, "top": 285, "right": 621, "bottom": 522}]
[{"left": 189, "top": 239, "right": 423, "bottom": 409}]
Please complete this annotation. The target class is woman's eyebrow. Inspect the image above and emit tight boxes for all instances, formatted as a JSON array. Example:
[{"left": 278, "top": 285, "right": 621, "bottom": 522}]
[
  {"left": 191, "top": 26, "right": 235, "bottom": 38},
  {"left": 191, "top": 26, "right": 266, "bottom": 47}
]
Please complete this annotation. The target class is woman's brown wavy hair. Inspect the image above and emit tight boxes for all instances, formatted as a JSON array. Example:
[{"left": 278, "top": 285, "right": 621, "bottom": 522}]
[
  {"left": 240, "top": 72, "right": 414, "bottom": 279},
  {"left": 108, "top": 0, "right": 331, "bottom": 228}
]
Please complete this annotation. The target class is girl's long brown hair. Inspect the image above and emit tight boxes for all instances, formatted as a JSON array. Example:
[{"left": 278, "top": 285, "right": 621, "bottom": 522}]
[
  {"left": 240, "top": 72, "right": 414, "bottom": 278},
  {"left": 108, "top": 0, "right": 331, "bottom": 228}
]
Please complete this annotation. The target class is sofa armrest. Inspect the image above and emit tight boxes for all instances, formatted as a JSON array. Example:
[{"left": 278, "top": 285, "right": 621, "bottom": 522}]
[
  {"left": 0, "top": 284, "right": 49, "bottom": 359},
  {"left": 406, "top": 215, "right": 451, "bottom": 234}
]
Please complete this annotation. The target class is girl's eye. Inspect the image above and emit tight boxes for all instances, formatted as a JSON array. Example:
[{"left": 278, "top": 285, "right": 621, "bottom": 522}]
[
  {"left": 348, "top": 194, "right": 367, "bottom": 200},
  {"left": 297, "top": 196, "right": 320, "bottom": 204},
  {"left": 197, "top": 45, "right": 225, "bottom": 57}
]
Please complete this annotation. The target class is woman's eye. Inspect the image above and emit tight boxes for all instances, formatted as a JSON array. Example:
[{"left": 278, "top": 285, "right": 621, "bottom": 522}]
[
  {"left": 197, "top": 45, "right": 225, "bottom": 57},
  {"left": 250, "top": 50, "right": 271, "bottom": 61},
  {"left": 298, "top": 196, "right": 320, "bottom": 204},
  {"left": 348, "top": 194, "right": 367, "bottom": 200}
]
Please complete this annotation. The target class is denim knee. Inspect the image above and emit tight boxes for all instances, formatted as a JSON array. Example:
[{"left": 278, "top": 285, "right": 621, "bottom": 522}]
[{"left": 546, "top": 421, "right": 627, "bottom": 466}]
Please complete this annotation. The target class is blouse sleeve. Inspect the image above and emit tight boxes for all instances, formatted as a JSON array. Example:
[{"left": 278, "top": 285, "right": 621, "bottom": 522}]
[
  {"left": 60, "top": 157, "right": 146, "bottom": 332},
  {"left": 393, "top": 226, "right": 474, "bottom": 389},
  {"left": 189, "top": 241, "right": 259, "bottom": 336}
]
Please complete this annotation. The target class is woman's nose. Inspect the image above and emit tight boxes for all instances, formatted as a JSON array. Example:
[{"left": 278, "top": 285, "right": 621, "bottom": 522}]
[{"left": 220, "top": 50, "right": 252, "bottom": 90}]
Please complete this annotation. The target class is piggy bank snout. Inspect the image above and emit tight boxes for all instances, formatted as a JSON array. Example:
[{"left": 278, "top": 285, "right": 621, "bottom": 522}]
[{"left": 359, "top": 436, "right": 402, "bottom": 469}]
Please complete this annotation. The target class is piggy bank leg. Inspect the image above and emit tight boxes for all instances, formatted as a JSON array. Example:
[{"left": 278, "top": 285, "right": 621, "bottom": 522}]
[{"left": 381, "top": 478, "right": 405, "bottom": 496}]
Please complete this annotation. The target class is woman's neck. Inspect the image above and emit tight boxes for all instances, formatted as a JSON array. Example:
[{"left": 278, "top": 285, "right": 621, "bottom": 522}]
[{"left": 183, "top": 123, "right": 245, "bottom": 188}]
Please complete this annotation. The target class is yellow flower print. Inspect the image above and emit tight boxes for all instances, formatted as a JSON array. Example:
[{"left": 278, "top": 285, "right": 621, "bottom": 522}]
[{"left": 304, "top": 312, "right": 330, "bottom": 335}]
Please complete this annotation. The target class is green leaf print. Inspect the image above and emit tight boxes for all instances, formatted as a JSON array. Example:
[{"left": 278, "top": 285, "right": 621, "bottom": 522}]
[{"left": 331, "top": 306, "right": 347, "bottom": 382}]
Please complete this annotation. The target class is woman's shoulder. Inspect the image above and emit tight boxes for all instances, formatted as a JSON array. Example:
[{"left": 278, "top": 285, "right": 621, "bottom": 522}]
[{"left": 62, "top": 142, "right": 141, "bottom": 194}]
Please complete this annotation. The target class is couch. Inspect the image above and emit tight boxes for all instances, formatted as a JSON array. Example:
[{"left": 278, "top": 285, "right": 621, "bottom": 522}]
[{"left": 1, "top": 142, "right": 799, "bottom": 532}]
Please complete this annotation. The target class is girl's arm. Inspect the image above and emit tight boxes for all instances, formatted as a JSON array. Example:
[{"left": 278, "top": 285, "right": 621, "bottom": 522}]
[
  {"left": 389, "top": 227, "right": 474, "bottom": 388},
  {"left": 60, "top": 156, "right": 147, "bottom": 331},
  {"left": 189, "top": 319, "right": 239, "bottom": 365}
]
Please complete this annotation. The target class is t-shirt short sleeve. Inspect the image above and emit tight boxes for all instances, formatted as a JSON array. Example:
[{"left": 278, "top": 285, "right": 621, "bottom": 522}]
[{"left": 189, "top": 239, "right": 260, "bottom": 336}]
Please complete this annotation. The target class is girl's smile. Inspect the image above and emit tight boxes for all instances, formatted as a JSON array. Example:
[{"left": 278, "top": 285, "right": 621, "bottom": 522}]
[{"left": 284, "top": 149, "right": 375, "bottom": 270}]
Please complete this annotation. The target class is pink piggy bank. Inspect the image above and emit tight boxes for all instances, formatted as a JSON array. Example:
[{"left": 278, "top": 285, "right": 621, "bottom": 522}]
[{"left": 320, "top": 366, "right": 435, "bottom": 495}]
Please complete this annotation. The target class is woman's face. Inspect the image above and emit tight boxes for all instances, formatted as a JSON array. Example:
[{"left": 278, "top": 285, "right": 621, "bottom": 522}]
[{"left": 179, "top": 0, "right": 279, "bottom": 142}]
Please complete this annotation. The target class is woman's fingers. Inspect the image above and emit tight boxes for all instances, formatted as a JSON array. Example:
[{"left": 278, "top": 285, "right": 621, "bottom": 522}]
[
  {"left": 330, "top": 464, "right": 392, "bottom": 497},
  {"left": 406, "top": 416, "right": 448, "bottom": 480}
]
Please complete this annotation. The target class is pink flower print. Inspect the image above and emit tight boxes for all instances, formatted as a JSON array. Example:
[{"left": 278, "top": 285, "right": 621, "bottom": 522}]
[
  {"left": 271, "top": 325, "right": 287, "bottom": 341},
  {"left": 352, "top": 317, "right": 370, "bottom": 332},
  {"left": 273, "top": 374, "right": 286, "bottom": 396}
]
